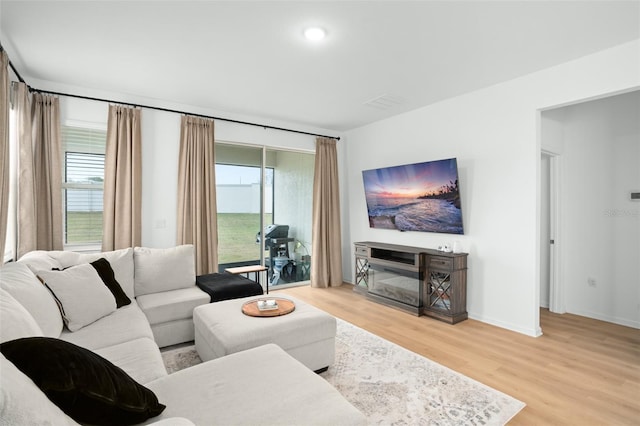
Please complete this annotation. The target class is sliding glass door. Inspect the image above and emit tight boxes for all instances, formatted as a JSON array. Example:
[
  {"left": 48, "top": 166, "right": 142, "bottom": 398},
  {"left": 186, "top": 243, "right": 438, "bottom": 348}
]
[
  {"left": 215, "top": 143, "right": 314, "bottom": 288},
  {"left": 264, "top": 148, "right": 314, "bottom": 287},
  {"left": 215, "top": 144, "right": 268, "bottom": 269}
]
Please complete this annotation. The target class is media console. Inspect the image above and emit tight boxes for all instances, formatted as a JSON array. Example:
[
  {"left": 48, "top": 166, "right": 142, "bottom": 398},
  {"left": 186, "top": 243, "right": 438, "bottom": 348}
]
[{"left": 353, "top": 241, "right": 468, "bottom": 324}]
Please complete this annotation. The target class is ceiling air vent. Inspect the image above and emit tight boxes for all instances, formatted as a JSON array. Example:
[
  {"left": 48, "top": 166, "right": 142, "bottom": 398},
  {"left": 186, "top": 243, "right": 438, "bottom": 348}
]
[{"left": 363, "top": 94, "right": 404, "bottom": 110}]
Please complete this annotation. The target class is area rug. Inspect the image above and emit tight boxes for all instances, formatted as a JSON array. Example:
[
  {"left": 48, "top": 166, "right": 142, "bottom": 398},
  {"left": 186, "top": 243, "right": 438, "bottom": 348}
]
[
  {"left": 161, "top": 343, "right": 202, "bottom": 374},
  {"left": 161, "top": 319, "right": 525, "bottom": 425}
]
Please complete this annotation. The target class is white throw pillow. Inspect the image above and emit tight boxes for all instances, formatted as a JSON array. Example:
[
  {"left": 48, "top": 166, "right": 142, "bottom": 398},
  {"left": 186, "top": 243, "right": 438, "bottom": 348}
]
[
  {"left": 0, "top": 289, "right": 44, "bottom": 343},
  {"left": 37, "top": 264, "right": 117, "bottom": 332},
  {"left": 134, "top": 245, "right": 196, "bottom": 297},
  {"left": 0, "top": 354, "right": 78, "bottom": 426},
  {"left": 0, "top": 262, "right": 63, "bottom": 337},
  {"left": 53, "top": 247, "right": 135, "bottom": 299}
]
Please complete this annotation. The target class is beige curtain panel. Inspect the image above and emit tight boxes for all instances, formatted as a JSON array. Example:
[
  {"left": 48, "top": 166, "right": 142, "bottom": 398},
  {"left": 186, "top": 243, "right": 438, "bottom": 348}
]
[
  {"left": 177, "top": 115, "right": 218, "bottom": 275},
  {"left": 0, "top": 51, "right": 9, "bottom": 258},
  {"left": 103, "top": 105, "right": 142, "bottom": 251},
  {"left": 14, "top": 83, "right": 37, "bottom": 257},
  {"left": 31, "top": 92, "right": 63, "bottom": 251},
  {"left": 311, "top": 137, "right": 343, "bottom": 288}
]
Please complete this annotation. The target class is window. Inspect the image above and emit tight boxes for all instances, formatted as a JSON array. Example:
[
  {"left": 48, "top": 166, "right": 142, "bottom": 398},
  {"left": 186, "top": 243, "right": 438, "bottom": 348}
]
[{"left": 61, "top": 125, "right": 106, "bottom": 248}]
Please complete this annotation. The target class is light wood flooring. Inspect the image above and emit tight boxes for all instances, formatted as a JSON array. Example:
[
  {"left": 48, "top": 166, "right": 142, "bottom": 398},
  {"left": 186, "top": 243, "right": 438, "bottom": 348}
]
[{"left": 275, "top": 284, "right": 640, "bottom": 425}]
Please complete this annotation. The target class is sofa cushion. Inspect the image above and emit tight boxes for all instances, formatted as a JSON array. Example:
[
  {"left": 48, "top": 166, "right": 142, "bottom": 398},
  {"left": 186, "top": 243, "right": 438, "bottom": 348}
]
[
  {"left": 0, "top": 289, "right": 43, "bottom": 343},
  {"left": 0, "top": 262, "right": 63, "bottom": 337},
  {"left": 37, "top": 264, "right": 117, "bottom": 332},
  {"left": 0, "top": 337, "right": 166, "bottom": 426},
  {"left": 53, "top": 248, "right": 135, "bottom": 300},
  {"left": 94, "top": 337, "right": 168, "bottom": 385},
  {"left": 0, "top": 353, "right": 79, "bottom": 426},
  {"left": 17, "top": 250, "right": 64, "bottom": 273},
  {"left": 90, "top": 258, "right": 132, "bottom": 308},
  {"left": 145, "top": 344, "right": 366, "bottom": 425},
  {"left": 136, "top": 287, "right": 209, "bottom": 325},
  {"left": 60, "top": 301, "right": 154, "bottom": 351},
  {"left": 134, "top": 245, "right": 196, "bottom": 297}
]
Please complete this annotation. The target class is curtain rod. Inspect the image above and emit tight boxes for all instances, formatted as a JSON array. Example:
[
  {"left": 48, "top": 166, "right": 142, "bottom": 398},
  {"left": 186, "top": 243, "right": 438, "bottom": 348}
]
[
  {"left": 0, "top": 43, "right": 339, "bottom": 140},
  {"left": 29, "top": 87, "right": 341, "bottom": 141}
]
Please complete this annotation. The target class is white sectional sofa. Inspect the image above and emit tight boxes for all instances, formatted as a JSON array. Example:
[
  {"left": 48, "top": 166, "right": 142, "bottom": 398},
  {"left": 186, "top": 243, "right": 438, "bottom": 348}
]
[
  {"left": 0, "top": 245, "right": 366, "bottom": 426},
  {"left": 19, "top": 245, "right": 211, "bottom": 349}
]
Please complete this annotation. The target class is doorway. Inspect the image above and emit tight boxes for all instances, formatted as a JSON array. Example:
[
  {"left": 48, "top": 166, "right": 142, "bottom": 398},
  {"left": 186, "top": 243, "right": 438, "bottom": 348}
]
[{"left": 540, "top": 90, "right": 640, "bottom": 328}]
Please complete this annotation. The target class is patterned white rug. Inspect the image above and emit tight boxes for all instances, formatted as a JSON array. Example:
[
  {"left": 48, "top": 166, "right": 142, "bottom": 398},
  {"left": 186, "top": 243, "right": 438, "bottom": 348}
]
[{"left": 161, "top": 319, "right": 525, "bottom": 425}]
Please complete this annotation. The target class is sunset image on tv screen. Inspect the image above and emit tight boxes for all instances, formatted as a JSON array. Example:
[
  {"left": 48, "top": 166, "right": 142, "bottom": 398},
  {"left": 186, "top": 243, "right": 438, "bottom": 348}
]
[{"left": 362, "top": 158, "right": 463, "bottom": 234}]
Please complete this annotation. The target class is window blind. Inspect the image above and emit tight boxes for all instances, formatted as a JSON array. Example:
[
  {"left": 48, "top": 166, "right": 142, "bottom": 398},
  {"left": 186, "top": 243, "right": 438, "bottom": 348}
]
[{"left": 61, "top": 126, "right": 106, "bottom": 245}]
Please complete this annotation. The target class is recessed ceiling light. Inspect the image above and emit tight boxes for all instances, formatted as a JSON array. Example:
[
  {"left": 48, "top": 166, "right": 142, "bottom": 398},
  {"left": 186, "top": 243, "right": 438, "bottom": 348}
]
[{"left": 304, "top": 27, "right": 326, "bottom": 41}]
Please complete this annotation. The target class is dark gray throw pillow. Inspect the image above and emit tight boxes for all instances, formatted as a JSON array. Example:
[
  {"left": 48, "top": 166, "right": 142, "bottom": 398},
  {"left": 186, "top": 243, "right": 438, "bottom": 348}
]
[
  {"left": 0, "top": 337, "right": 165, "bottom": 426},
  {"left": 90, "top": 258, "right": 131, "bottom": 308}
]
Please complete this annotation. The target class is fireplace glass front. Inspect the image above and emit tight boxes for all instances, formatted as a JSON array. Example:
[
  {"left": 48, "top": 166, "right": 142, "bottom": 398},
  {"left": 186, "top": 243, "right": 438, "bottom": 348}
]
[{"left": 367, "top": 262, "right": 422, "bottom": 308}]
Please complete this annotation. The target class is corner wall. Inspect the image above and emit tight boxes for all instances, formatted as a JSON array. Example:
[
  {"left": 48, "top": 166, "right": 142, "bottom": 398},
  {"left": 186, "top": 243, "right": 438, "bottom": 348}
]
[{"left": 344, "top": 40, "right": 640, "bottom": 336}]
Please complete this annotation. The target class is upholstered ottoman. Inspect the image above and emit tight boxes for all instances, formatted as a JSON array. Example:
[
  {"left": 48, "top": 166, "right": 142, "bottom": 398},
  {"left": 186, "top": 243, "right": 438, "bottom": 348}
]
[{"left": 193, "top": 295, "right": 336, "bottom": 372}]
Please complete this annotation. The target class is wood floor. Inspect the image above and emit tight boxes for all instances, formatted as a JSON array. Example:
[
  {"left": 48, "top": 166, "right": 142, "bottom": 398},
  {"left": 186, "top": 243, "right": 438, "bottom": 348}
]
[{"left": 275, "top": 284, "right": 640, "bottom": 425}]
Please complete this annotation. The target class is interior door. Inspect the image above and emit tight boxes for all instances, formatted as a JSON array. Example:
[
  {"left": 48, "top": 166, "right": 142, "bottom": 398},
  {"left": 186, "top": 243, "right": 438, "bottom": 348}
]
[
  {"left": 541, "top": 151, "right": 564, "bottom": 313},
  {"left": 540, "top": 153, "right": 551, "bottom": 308}
]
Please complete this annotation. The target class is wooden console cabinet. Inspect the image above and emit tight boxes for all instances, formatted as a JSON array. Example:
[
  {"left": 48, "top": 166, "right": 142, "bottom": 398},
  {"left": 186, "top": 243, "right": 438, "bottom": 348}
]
[
  {"left": 422, "top": 252, "right": 468, "bottom": 324},
  {"left": 353, "top": 241, "right": 468, "bottom": 324}
]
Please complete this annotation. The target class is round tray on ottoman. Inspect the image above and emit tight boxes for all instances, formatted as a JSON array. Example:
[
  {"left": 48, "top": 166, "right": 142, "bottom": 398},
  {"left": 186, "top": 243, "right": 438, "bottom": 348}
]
[{"left": 241, "top": 298, "right": 295, "bottom": 317}]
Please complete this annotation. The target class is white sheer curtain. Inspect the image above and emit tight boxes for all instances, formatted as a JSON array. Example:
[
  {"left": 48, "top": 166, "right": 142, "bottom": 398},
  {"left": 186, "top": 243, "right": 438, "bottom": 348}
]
[
  {"left": 14, "top": 83, "right": 36, "bottom": 257},
  {"left": 0, "top": 51, "right": 9, "bottom": 258}
]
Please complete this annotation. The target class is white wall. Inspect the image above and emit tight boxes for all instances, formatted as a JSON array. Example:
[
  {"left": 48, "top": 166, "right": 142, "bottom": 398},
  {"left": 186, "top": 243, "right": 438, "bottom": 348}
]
[
  {"left": 344, "top": 40, "right": 640, "bottom": 336},
  {"left": 543, "top": 92, "right": 639, "bottom": 329},
  {"left": 272, "top": 150, "right": 315, "bottom": 252},
  {"left": 217, "top": 184, "right": 266, "bottom": 214}
]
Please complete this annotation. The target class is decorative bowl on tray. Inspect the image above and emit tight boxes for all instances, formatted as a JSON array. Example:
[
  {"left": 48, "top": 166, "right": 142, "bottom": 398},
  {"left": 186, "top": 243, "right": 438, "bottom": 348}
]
[{"left": 257, "top": 299, "right": 279, "bottom": 311}]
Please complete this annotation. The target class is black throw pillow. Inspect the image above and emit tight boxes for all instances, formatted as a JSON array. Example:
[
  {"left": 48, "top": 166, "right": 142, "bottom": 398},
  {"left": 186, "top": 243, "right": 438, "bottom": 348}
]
[
  {"left": 0, "top": 337, "right": 165, "bottom": 426},
  {"left": 90, "top": 258, "right": 131, "bottom": 308}
]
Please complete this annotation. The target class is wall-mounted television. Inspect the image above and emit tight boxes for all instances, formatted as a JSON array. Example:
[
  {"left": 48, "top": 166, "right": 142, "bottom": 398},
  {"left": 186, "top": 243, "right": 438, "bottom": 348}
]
[{"left": 362, "top": 158, "right": 463, "bottom": 235}]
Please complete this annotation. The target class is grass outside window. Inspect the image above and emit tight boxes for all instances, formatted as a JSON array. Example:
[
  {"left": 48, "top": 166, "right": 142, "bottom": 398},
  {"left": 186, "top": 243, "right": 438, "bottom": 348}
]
[{"left": 66, "top": 211, "right": 270, "bottom": 263}]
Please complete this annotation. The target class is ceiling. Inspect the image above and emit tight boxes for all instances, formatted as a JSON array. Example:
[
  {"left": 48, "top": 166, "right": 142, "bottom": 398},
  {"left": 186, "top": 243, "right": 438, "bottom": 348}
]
[{"left": 1, "top": 1, "right": 639, "bottom": 132}]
